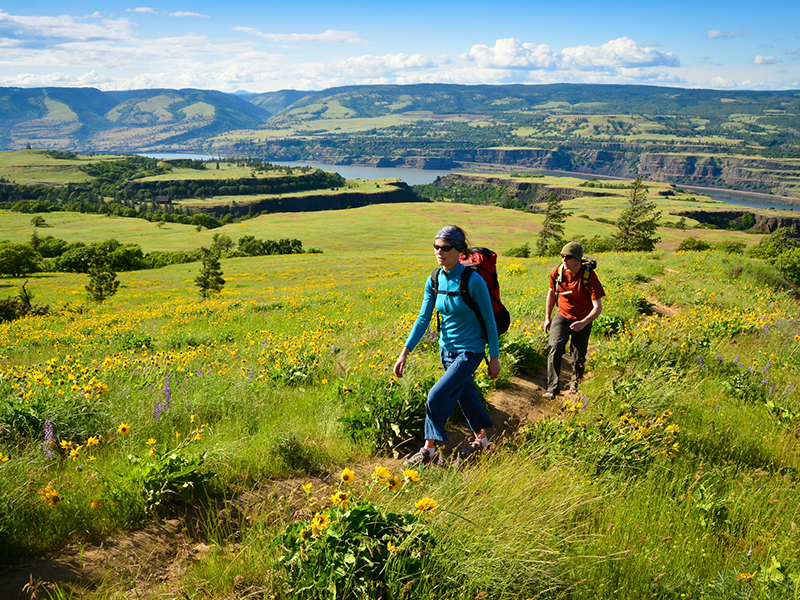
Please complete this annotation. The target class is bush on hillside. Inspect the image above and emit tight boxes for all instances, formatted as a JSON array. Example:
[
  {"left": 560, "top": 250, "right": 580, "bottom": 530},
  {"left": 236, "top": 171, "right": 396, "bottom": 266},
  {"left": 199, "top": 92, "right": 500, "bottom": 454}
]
[{"left": 677, "top": 237, "right": 712, "bottom": 252}]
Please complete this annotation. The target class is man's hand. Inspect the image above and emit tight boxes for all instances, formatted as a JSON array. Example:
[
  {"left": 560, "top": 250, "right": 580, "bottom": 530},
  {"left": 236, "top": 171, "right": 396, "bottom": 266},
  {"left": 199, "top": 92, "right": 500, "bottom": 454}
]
[
  {"left": 543, "top": 317, "right": 552, "bottom": 333},
  {"left": 570, "top": 320, "right": 586, "bottom": 332}
]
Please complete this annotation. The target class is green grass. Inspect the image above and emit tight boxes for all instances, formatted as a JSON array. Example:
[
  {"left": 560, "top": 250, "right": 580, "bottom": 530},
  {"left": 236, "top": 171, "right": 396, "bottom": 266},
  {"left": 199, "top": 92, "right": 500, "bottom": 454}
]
[{"left": 2, "top": 202, "right": 800, "bottom": 598}]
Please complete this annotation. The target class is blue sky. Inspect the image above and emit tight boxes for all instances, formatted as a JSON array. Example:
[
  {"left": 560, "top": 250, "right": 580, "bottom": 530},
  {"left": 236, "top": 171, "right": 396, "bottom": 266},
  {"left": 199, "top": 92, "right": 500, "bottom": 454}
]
[{"left": 1, "top": 0, "right": 798, "bottom": 92}]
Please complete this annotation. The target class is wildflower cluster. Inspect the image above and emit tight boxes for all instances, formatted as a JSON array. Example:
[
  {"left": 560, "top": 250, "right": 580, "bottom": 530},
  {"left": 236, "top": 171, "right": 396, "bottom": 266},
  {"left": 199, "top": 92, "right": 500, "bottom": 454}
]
[{"left": 278, "top": 466, "right": 435, "bottom": 597}]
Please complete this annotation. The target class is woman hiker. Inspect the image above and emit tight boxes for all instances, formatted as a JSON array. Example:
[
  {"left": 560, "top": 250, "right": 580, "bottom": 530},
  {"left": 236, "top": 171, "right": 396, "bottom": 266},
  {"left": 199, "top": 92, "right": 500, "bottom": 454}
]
[{"left": 393, "top": 225, "right": 500, "bottom": 466}]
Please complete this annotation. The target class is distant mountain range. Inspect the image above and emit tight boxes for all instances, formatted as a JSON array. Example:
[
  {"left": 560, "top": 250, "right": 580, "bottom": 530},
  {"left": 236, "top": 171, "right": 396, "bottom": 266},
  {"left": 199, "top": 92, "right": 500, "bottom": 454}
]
[{"left": 2, "top": 84, "right": 799, "bottom": 196}]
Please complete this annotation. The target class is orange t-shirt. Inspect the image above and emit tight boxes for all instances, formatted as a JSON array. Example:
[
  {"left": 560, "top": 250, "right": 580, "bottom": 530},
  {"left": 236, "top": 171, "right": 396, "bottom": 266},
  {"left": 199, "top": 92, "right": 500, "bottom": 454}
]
[{"left": 549, "top": 265, "right": 605, "bottom": 321}]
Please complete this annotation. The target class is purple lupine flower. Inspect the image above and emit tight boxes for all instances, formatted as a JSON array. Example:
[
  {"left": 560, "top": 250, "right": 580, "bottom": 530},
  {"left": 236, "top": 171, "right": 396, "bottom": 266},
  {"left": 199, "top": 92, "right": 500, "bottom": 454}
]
[
  {"left": 43, "top": 419, "right": 53, "bottom": 458},
  {"left": 697, "top": 355, "right": 705, "bottom": 367},
  {"left": 163, "top": 372, "right": 172, "bottom": 411},
  {"left": 747, "top": 366, "right": 752, "bottom": 373},
  {"left": 717, "top": 354, "right": 723, "bottom": 364},
  {"left": 733, "top": 355, "right": 739, "bottom": 364},
  {"left": 764, "top": 324, "right": 769, "bottom": 333},
  {"left": 196, "top": 366, "right": 202, "bottom": 377},
  {"left": 759, "top": 375, "right": 770, "bottom": 387},
  {"left": 248, "top": 370, "right": 254, "bottom": 383},
  {"left": 153, "top": 401, "right": 163, "bottom": 420},
  {"left": 769, "top": 383, "right": 776, "bottom": 394},
  {"left": 784, "top": 385, "right": 793, "bottom": 397},
  {"left": 762, "top": 362, "right": 771, "bottom": 374}
]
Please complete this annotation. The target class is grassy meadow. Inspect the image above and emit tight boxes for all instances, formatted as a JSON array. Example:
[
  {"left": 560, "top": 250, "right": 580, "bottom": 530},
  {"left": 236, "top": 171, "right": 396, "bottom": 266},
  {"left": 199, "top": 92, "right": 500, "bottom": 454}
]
[{"left": 1, "top": 201, "right": 800, "bottom": 599}]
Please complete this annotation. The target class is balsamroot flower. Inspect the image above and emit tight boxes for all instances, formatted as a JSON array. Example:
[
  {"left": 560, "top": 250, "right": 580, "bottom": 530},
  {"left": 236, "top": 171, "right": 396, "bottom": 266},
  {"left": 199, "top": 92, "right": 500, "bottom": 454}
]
[
  {"left": 414, "top": 497, "right": 438, "bottom": 515},
  {"left": 372, "top": 465, "right": 391, "bottom": 482},
  {"left": 385, "top": 475, "right": 402, "bottom": 493},
  {"left": 403, "top": 469, "right": 420, "bottom": 482},
  {"left": 340, "top": 467, "right": 355, "bottom": 483},
  {"left": 311, "top": 512, "right": 331, "bottom": 537},
  {"left": 117, "top": 423, "right": 130, "bottom": 436},
  {"left": 330, "top": 490, "right": 350, "bottom": 509}
]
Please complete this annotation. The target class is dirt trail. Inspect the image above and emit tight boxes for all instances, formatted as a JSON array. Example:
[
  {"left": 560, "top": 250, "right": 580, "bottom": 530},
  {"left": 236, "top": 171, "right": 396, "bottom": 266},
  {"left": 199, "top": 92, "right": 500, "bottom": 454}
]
[{"left": 0, "top": 374, "right": 557, "bottom": 599}]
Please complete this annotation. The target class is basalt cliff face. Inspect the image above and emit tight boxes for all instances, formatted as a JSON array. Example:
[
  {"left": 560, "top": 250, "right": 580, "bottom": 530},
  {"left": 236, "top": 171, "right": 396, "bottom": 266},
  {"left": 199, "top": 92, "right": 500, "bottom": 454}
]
[
  {"left": 238, "top": 139, "right": 799, "bottom": 199},
  {"left": 676, "top": 209, "right": 800, "bottom": 234}
]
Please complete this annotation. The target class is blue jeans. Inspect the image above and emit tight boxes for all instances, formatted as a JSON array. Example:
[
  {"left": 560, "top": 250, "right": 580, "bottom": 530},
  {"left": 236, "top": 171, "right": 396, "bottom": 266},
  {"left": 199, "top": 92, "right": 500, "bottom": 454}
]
[{"left": 424, "top": 348, "right": 494, "bottom": 442}]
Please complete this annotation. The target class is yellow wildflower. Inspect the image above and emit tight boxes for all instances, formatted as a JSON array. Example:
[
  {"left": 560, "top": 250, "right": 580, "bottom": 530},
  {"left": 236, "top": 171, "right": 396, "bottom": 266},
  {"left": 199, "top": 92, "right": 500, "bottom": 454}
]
[
  {"left": 41, "top": 485, "right": 61, "bottom": 507},
  {"left": 69, "top": 447, "right": 80, "bottom": 460},
  {"left": 89, "top": 500, "right": 103, "bottom": 509},
  {"left": 117, "top": 423, "right": 130, "bottom": 436},
  {"left": 146, "top": 438, "right": 157, "bottom": 445},
  {"left": 387, "top": 540, "right": 398, "bottom": 556},
  {"left": 403, "top": 469, "right": 420, "bottom": 482},
  {"left": 330, "top": 490, "right": 350, "bottom": 509},
  {"left": 86, "top": 436, "right": 100, "bottom": 447},
  {"left": 736, "top": 572, "right": 755, "bottom": 581},
  {"left": 311, "top": 512, "right": 331, "bottom": 537},
  {"left": 386, "top": 475, "right": 402, "bottom": 493},
  {"left": 372, "top": 465, "right": 391, "bottom": 482},
  {"left": 340, "top": 467, "right": 355, "bottom": 483},
  {"left": 414, "top": 497, "right": 438, "bottom": 515},
  {"left": 299, "top": 528, "right": 310, "bottom": 541}
]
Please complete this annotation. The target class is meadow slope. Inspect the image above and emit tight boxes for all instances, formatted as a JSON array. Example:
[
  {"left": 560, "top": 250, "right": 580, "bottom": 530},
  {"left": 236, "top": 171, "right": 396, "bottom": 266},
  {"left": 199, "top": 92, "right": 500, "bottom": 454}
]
[{"left": 0, "top": 203, "right": 798, "bottom": 599}]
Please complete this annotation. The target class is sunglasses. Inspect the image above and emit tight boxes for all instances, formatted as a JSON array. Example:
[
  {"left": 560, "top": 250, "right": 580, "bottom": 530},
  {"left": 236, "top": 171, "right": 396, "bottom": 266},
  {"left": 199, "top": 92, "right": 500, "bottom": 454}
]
[
  {"left": 433, "top": 244, "right": 454, "bottom": 252},
  {"left": 561, "top": 254, "right": 574, "bottom": 260}
]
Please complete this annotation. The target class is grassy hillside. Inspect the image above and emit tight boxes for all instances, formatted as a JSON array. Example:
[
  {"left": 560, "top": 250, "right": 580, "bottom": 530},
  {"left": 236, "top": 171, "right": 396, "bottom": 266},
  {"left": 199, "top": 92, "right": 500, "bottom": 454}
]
[{"left": 0, "top": 202, "right": 798, "bottom": 598}]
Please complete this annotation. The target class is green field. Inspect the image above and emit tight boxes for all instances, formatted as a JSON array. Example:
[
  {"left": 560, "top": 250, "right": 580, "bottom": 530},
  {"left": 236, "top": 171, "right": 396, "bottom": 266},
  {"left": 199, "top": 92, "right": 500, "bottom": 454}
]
[{"left": 2, "top": 197, "right": 800, "bottom": 598}]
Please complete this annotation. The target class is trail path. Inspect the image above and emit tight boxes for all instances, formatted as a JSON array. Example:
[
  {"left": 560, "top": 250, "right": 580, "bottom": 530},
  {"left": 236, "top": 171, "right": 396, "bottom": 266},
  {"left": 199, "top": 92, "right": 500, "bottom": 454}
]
[{"left": 0, "top": 374, "right": 558, "bottom": 599}]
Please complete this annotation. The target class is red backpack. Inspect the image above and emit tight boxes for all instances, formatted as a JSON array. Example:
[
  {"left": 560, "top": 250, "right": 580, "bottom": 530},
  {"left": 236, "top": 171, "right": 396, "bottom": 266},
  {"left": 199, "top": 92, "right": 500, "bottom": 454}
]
[{"left": 430, "top": 247, "right": 511, "bottom": 339}]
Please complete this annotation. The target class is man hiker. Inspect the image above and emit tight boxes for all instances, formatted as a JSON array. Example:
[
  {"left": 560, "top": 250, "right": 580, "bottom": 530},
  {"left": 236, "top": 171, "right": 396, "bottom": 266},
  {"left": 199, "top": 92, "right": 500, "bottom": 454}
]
[{"left": 542, "top": 242, "right": 605, "bottom": 398}]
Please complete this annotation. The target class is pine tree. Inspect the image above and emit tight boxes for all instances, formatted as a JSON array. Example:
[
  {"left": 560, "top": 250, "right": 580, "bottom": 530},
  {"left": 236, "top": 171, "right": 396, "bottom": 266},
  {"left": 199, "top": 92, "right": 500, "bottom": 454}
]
[
  {"left": 537, "top": 191, "right": 566, "bottom": 256},
  {"left": 615, "top": 177, "right": 662, "bottom": 252},
  {"left": 86, "top": 256, "right": 119, "bottom": 303},
  {"left": 195, "top": 247, "right": 225, "bottom": 299}
]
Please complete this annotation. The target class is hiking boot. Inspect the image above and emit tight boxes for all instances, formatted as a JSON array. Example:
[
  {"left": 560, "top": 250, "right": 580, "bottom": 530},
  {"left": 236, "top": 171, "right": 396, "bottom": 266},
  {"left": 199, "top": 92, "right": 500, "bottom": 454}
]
[
  {"left": 454, "top": 439, "right": 493, "bottom": 468},
  {"left": 404, "top": 447, "right": 435, "bottom": 467},
  {"left": 568, "top": 382, "right": 578, "bottom": 395},
  {"left": 543, "top": 391, "right": 557, "bottom": 399}
]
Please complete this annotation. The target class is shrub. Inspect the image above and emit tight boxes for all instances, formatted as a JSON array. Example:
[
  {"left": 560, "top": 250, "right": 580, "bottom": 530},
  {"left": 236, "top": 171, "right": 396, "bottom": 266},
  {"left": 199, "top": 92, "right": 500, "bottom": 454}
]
[
  {"left": 504, "top": 242, "right": 531, "bottom": 258},
  {"left": 677, "top": 237, "right": 712, "bottom": 252}
]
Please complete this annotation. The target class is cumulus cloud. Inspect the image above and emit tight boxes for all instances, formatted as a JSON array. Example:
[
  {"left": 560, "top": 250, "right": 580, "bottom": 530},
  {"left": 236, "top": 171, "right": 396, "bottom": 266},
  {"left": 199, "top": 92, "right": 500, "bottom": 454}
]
[
  {"left": 128, "top": 7, "right": 155, "bottom": 14},
  {"left": 462, "top": 38, "right": 557, "bottom": 69},
  {"left": 170, "top": 12, "right": 209, "bottom": 18},
  {"left": 234, "top": 27, "right": 363, "bottom": 44},
  {"left": 709, "top": 75, "right": 735, "bottom": 87},
  {"left": 753, "top": 55, "right": 781, "bottom": 64},
  {"left": 706, "top": 29, "right": 750, "bottom": 39},
  {"left": 560, "top": 37, "right": 679, "bottom": 69}
]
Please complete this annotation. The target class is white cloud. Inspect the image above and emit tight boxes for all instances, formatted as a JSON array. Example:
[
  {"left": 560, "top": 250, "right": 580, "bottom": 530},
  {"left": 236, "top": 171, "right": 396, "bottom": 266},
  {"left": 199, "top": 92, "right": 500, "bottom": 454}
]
[
  {"left": 234, "top": 27, "right": 363, "bottom": 44},
  {"left": 753, "top": 55, "right": 781, "bottom": 65},
  {"left": 462, "top": 38, "right": 557, "bottom": 69},
  {"left": 706, "top": 29, "right": 750, "bottom": 39},
  {"left": 0, "top": 10, "right": 134, "bottom": 42},
  {"left": 170, "top": 12, "right": 209, "bottom": 18},
  {"left": 709, "top": 75, "right": 735, "bottom": 87},
  {"left": 560, "top": 37, "right": 679, "bottom": 69},
  {"left": 128, "top": 7, "right": 156, "bottom": 14}
]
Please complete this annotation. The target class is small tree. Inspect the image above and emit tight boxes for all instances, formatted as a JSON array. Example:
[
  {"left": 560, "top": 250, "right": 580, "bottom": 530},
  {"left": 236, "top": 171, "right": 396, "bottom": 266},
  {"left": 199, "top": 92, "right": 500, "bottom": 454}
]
[
  {"left": 86, "top": 256, "right": 120, "bottom": 303},
  {"left": 195, "top": 247, "right": 225, "bottom": 299},
  {"left": 615, "top": 177, "right": 661, "bottom": 252},
  {"left": 30, "top": 215, "right": 47, "bottom": 228},
  {"left": 537, "top": 191, "right": 566, "bottom": 256},
  {"left": 0, "top": 242, "right": 40, "bottom": 277}
]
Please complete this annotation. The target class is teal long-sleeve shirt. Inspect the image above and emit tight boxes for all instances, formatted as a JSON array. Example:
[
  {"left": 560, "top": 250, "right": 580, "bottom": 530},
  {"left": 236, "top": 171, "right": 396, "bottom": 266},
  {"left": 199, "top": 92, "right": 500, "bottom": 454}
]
[{"left": 404, "top": 262, "right": 500, "bottom": 358}]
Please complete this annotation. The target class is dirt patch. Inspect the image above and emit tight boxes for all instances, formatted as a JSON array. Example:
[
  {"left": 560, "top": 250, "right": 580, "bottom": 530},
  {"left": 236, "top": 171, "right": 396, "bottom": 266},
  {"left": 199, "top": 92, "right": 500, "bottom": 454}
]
[{"left": 0, "top": 374, "right": 556, "bottom": 599}]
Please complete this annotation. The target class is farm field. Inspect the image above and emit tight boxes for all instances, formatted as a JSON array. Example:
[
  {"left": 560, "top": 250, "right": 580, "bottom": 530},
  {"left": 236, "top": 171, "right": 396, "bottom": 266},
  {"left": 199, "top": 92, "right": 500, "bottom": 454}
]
[{"left": 1, "top": 202, "right": 800, "bottom": 598}]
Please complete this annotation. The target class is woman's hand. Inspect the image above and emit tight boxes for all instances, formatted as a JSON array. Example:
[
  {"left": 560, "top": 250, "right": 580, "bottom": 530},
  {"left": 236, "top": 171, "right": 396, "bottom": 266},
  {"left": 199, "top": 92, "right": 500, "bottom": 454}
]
[
  {"left": 488, "top": 356, "right": 500, "bottom": 380},
  {"left": 393, "top": 347, "right": 410, "bottom": 378}
]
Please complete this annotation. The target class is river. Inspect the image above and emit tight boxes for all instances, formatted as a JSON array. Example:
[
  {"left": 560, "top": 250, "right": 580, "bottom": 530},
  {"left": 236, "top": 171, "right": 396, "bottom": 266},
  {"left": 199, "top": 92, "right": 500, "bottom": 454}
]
[{"left": 139, "top": 154, "right": 798, "bottom": 213}]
